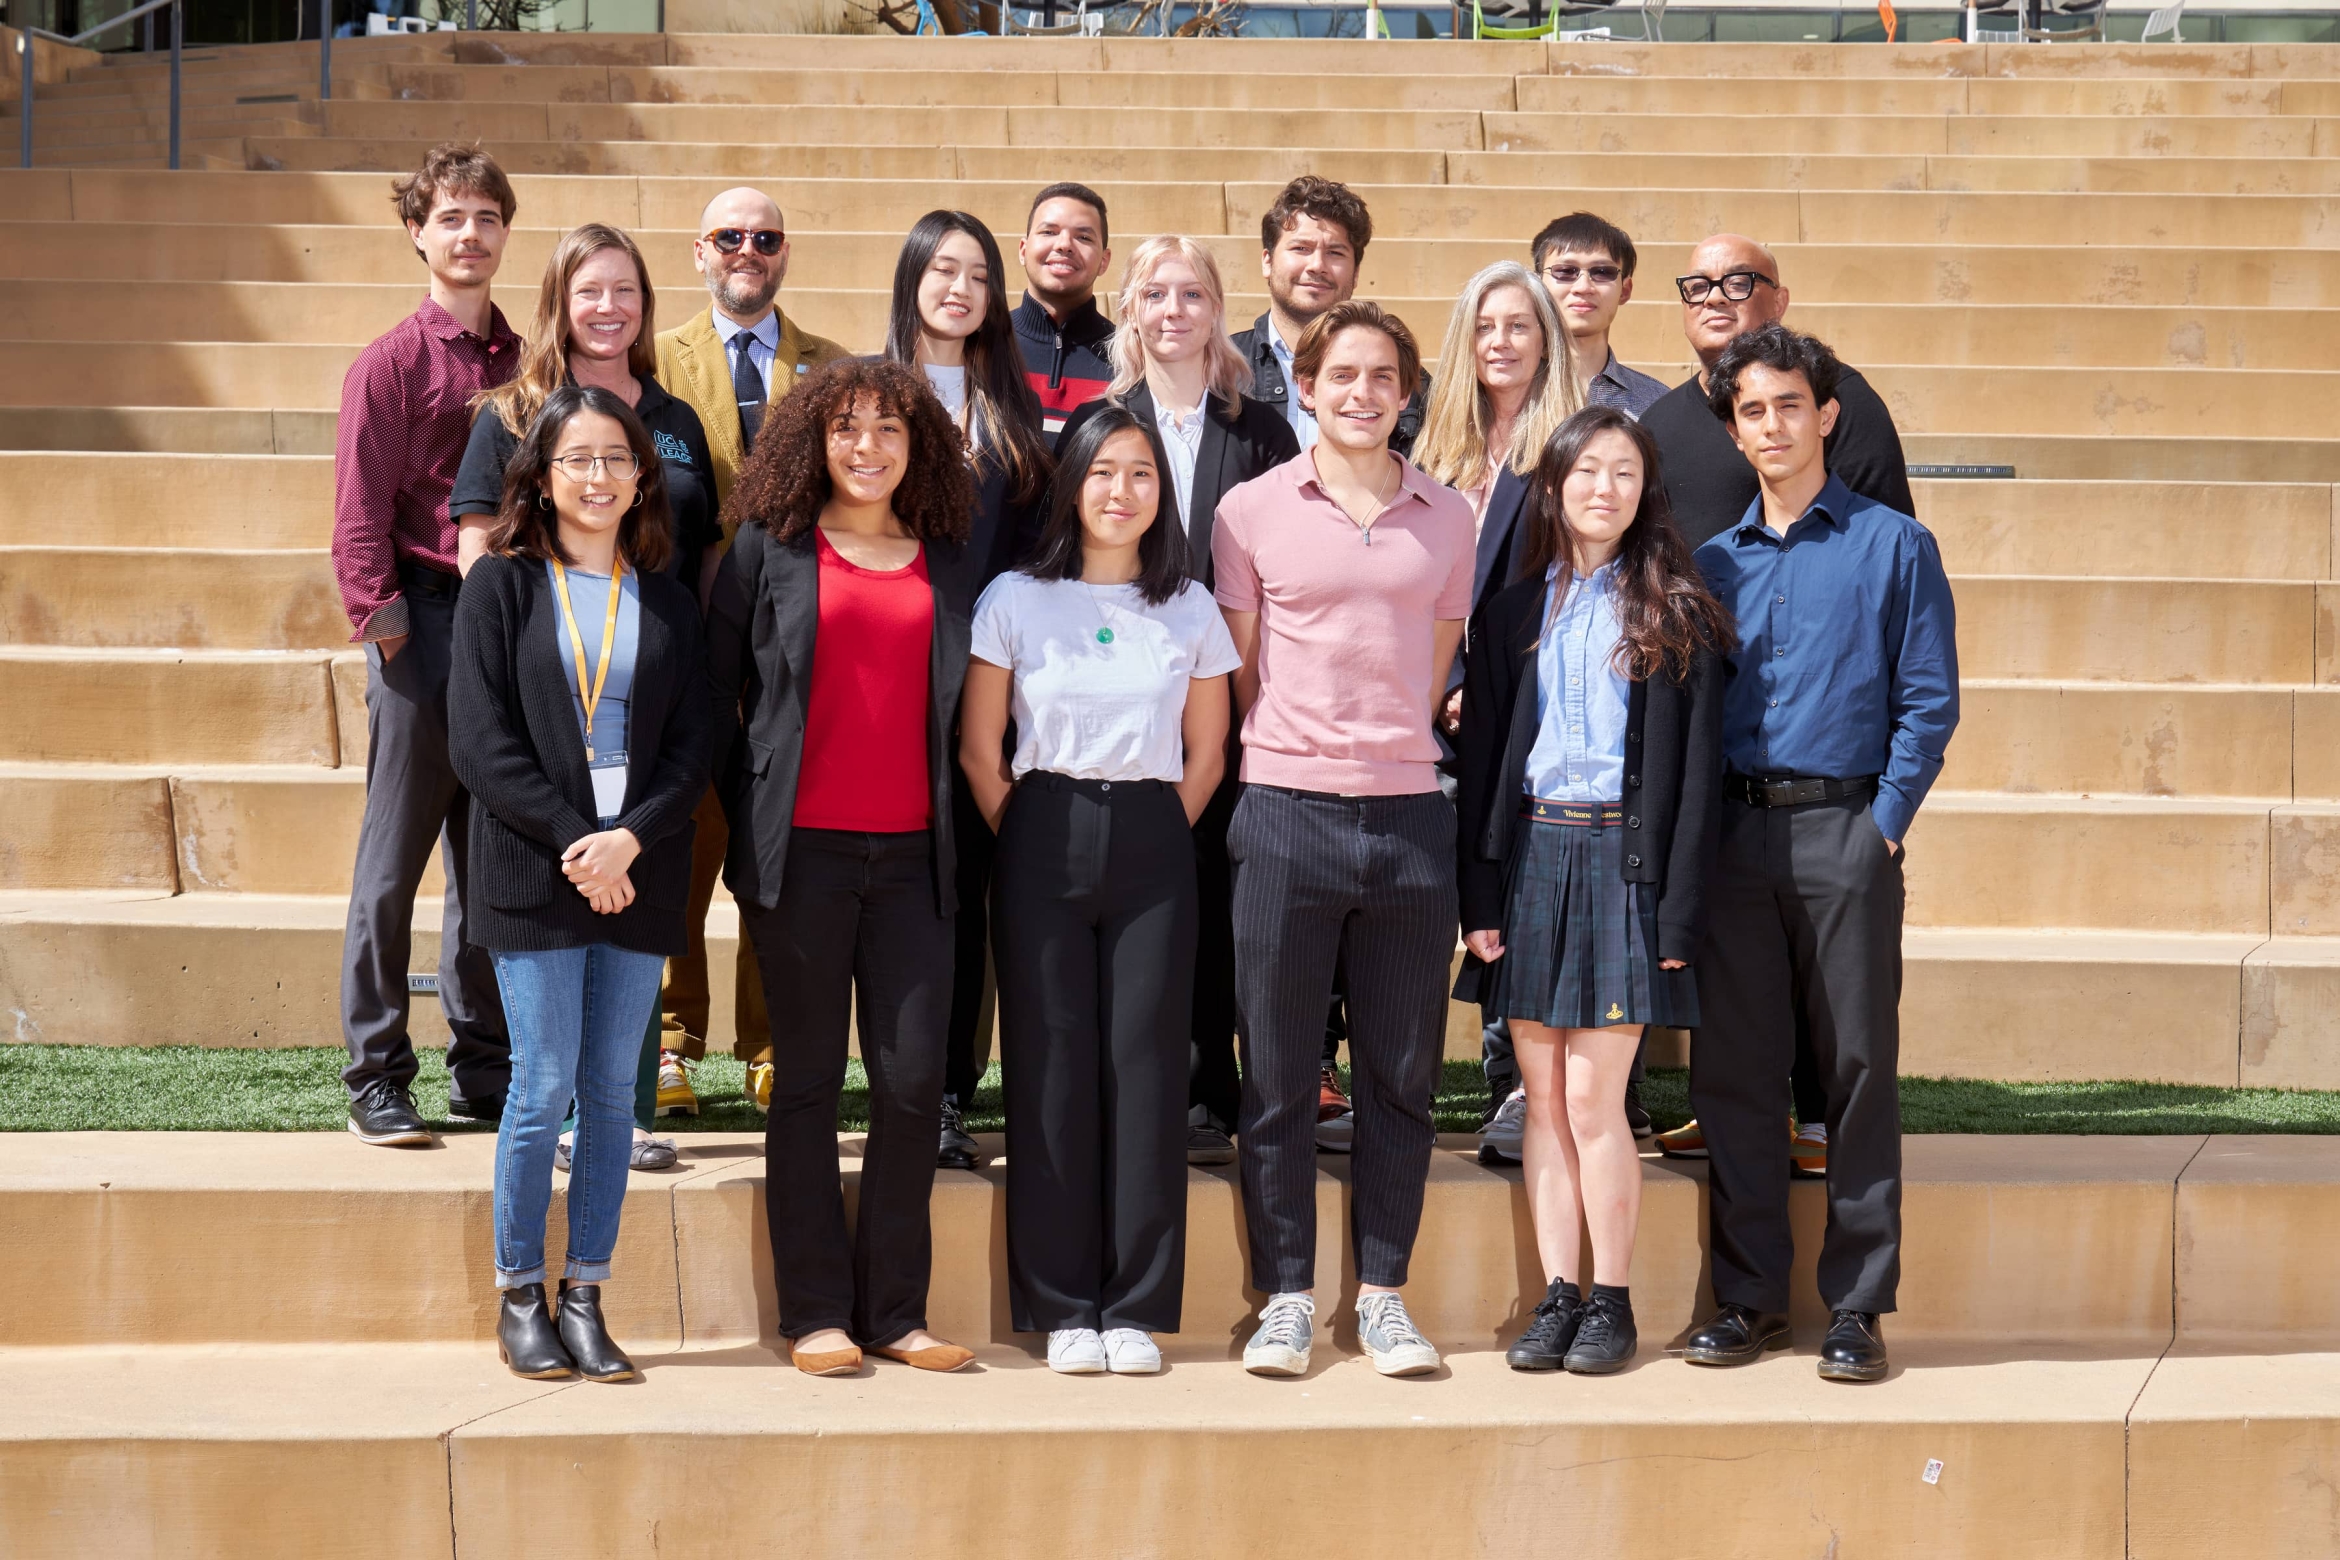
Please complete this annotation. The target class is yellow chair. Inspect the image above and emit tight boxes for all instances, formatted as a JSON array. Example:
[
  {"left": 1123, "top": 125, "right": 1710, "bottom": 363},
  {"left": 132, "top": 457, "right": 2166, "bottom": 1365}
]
[{"left": 1470, "top": 0, "right": 1560, "bottom": 38}]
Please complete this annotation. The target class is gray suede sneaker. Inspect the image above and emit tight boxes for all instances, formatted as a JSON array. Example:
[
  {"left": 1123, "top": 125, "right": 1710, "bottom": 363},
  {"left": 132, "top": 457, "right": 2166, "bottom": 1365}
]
[
  {"left": 1357, "top": 1292, "right": 1440, "bottom": 1377},
  {"left": 1242, "top": 1293, "right": 1316, "bottom": 1377}
]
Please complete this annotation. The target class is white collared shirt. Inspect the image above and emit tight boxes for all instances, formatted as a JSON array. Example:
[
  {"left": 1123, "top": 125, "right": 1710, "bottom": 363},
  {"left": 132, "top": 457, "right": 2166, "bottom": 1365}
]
[
  {"left": 1154, "top": 395, "right": 1207, "bottom": 530},
  {"left": 1267, "top": 330, "right": 1319, "bottom": 450}
]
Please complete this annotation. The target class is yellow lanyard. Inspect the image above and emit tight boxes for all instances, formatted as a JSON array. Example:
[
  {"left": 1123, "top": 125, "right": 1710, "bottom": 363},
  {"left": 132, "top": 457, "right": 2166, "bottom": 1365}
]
[{"left": 551, "top": 557, "right": 623, "bottom": 761}]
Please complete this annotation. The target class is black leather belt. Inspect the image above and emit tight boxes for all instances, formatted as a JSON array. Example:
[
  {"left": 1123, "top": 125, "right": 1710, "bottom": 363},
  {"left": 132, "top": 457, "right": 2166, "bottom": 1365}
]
[
  {"left": 1725, "top": 773, "right": 1879, "bottom": 808},
  {"left": 1022, "top": 772, "right": 1168, "bottom": 796},
  {"left": 1520, "top": 799, "right": 1625, "bottom": 827},
  {"left": 399, "top": 561, "right": 462, "bottom": 601}
]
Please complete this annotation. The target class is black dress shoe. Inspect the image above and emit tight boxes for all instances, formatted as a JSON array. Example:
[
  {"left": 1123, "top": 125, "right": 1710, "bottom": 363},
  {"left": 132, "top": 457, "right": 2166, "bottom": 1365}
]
[
  {"left": 1623, "top": 1077, "right": 1652, "bottom": 1139},
  {"left": 1564, "top": 1291, "right": 1638, "bottom": 1375},
  {"left": 1505, "top": 1279, "right": 1582, "bottom": 1372},
  {"left": 445, "top": 1090, "right": 504, "bottom": 1126},
  {"left": 497, "top": 1283, "right": 575, "bottom": 1379},
  {"left": 556, "top": 1281, "right": 639, "bottom": 1382},
  {"left": 347, "top": 1080, "right": 432, "bottom": 1146},
  {"left": 1681, "top": 1302, "right": 1792, "bottom": 1367},
  {"left": 936, "top": 1097, "right": 982, "bottom": 1171},
  {"left": 1817, "top": 1309, "right": 1888, "bottom": 1383}
]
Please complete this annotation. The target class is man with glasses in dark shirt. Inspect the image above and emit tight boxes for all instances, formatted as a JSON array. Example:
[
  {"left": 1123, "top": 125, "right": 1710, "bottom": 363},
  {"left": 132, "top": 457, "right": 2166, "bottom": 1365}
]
[
  {"left": 1639, "top": 233, "right": 1914, "bottom": 551},
  {"left": 1640, "top": 232, "right": 1918, "bottom": 1180},
  {"left": 1680, "top": 323, "right": 1957, "bottom": 1385}
]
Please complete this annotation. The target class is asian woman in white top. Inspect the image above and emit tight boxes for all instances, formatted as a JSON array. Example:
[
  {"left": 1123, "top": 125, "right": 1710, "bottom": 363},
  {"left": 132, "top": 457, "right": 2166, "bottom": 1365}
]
[{"left": 959, "top": 403, "right": 1240, "bottom": 1377}]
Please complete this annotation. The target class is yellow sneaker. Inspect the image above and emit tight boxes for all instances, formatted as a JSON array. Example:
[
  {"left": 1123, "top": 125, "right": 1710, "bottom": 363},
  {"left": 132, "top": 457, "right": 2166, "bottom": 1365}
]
[
  {"left": 1654, "top": 1118, "right": 1706, "bottom": 1159},
  {"left": 747, "top": 1060, "right": 773, "bottom": 1112},
  {"left": 655, "top": 1054, "right": 698, "bottom": 1118},
  {"left": 1791, "top": 1120, "right": 1828, "bottom": 1180}
]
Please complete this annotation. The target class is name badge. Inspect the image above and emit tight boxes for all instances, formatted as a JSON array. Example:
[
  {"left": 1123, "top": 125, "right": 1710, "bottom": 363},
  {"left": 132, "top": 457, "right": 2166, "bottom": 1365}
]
[{"left": 590, "top": 755, "right": 628, "bottom": 821}]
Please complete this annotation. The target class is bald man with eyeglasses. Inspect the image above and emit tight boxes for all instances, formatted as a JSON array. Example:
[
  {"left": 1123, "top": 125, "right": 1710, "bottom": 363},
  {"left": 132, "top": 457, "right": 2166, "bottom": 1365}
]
[
  {"left": 1638, "top": 233, "right": 1914, "bottom": 553},
  {"left": 651, "top": 186, "right": 850, "bottom": 1118}
]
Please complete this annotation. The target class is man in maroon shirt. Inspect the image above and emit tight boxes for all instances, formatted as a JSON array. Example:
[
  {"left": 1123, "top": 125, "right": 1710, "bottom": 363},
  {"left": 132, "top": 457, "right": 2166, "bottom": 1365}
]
[{"left": 333, "top": 144, "right": 523, "bottom": 1147}]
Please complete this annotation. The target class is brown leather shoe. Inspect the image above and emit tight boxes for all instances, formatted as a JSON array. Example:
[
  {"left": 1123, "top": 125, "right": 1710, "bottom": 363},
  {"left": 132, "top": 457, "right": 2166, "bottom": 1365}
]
[
  {"left": 870, "top": 1340, "right": 976, "bottom": 1372},
  {"left": 790, "top": 1341, "right": 863, "bottom": 1377}
]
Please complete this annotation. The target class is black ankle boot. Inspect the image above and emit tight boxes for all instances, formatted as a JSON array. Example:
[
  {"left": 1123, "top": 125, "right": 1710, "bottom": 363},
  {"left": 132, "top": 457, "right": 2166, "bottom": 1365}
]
[
  {"left": 1505, "top": 1279, "right": 1583, "bottom": 1372},
  {"left": 1563, "top": 1288, "right": 1638, "bottom": 1375},
  {"left": 556, "top": 1281, "right": 638, "bottom": 1382},
  {"left": 497, "top": 1283, "right": 575, "bottom": 1380}
]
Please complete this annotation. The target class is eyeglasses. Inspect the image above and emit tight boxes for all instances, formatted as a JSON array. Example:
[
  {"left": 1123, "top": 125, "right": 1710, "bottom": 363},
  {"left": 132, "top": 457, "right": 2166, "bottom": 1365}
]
[
  {"left": 1675, "top": 270, "right": 1777, "bottom": 305},
  {"left": 704, "top": 227, "right": 785, "bottom": 257},
  {"left": 1544, "top": 263, "right": 1623, "bottom": 286},
  {"left": 550, "top": 453, "right": 641, "bottom": 479}
]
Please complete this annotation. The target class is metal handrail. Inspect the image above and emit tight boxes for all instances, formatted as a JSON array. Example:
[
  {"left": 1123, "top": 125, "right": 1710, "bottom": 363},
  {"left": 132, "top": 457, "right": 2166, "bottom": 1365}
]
[{"left": 17, "top": 0, "right": 185, "bottom": 170}]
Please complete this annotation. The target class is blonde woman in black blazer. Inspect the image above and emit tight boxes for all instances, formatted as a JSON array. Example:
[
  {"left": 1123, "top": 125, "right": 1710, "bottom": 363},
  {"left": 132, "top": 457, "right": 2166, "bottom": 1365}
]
[{"left": 448, "top": 384, "right": 711, "bottom": 1384}]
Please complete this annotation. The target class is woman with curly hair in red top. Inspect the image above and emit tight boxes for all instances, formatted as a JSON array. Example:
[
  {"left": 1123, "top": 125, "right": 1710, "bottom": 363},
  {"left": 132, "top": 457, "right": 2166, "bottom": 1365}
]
[{"left": 707, "top": 356, "right": 978, "bottom": 1377}]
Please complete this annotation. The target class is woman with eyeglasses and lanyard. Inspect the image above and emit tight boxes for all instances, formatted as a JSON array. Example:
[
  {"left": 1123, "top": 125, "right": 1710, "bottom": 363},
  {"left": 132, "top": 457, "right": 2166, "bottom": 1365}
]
[
  {"left": 961, "top": 403, "right": 1238, "bottom": 1376},
  {"left": 449, "top": 384, "right": 711, "bottom": 1382},
  {"left": 882, "top": 209, "right": 1056, "bottom": 1173},
  {"left": 446, "top": 222, "right": 722, "bottom": 1171}
]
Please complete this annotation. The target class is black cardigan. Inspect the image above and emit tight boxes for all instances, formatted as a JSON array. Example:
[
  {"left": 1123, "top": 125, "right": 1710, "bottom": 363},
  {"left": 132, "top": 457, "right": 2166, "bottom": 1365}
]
[
  {"left": 1055, "top": 386, "right": 1300, "bottom": 589},
  {"left": 705, "top": 522, "right": 974, "bottom": 916},
  {"left": 1452, "top": 570, "right": 1725, "bottom": 992},
  {"left": 447, "top": 553, "right": 712, "bottom": 956}
]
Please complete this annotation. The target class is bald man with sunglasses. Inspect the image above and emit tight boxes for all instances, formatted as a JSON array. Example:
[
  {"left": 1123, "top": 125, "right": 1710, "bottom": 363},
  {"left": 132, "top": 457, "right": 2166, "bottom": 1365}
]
[
  {"left": 652, "top": 187, "right": 851, "bottom": 1117},
  {"left": 1638, "top": 233, "right": 1913, "bottom": 553}
]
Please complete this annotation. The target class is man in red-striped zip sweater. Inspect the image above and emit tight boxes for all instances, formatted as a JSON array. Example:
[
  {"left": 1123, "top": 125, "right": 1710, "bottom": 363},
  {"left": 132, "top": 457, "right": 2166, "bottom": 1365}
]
[{"left": 1012, "top": 181, "right": 1116, "bottom": 439}]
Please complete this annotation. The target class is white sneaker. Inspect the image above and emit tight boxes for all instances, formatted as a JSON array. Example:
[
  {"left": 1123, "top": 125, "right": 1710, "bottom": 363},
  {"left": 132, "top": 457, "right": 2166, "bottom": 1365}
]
[
  {"left": 1357, "top": 1292, "right": 1441, "bottom": 1377},
  {"left": 1047, "top": 1328, "right": 1108, "bottom": 1374},
  {"left": 1478, "top": 1087, "right": 1526, "bottom": 1166},
  {"left": 1243, "top": 1293, "right": 1316, "bottom": 1377},
  {"left": 1101, "top": 1328, "right": 1162, "bottom": 1375}
]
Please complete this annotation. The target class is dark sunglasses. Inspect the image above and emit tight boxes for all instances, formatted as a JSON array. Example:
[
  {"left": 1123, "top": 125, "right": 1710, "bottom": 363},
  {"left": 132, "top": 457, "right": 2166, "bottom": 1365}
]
[
  {"left": 704, "top": 227, "right": 785, "bottom": 257},
  {"left": 1544, "top": 262, "right": 1623, "bottom": 286},
  {"left": 1676, "top": 270, "right": 1776, "bottom": 305}
]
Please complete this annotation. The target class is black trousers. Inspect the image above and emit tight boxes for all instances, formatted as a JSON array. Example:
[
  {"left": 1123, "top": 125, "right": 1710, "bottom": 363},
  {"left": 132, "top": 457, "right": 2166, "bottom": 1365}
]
[
  {"left": 994, "top": 774, "right": 1196, "bottom": 1333},
  {"left": 339, "top": 580, "right": 508, "bottom": 1101},
  {"left": 1690, "top": 793, "right": 1905, "bottom": 1315},
  {"left": 943, "top": 767, "right": 995, "bottom": 1106},
  {"left": 1230, "top": 785, "right": 1456, "bottom": 1293},
  {"left": 1187, "top": 767, "right": 1244, "bottom": 1130},
  {"left": 741, "top": 828, "right": 953, "bottom": 1347}
]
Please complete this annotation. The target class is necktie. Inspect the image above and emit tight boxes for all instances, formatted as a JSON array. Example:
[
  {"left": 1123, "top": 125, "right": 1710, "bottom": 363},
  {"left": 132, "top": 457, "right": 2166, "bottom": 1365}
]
[{"left": 730, "top": 329, "right": 765, "bottom": 452}]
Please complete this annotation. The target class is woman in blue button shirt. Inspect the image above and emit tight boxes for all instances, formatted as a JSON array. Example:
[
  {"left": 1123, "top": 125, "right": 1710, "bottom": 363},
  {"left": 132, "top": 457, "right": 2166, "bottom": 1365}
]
[{"left": 1454, "top": 405, "right": 1731, "bottom": 1377}]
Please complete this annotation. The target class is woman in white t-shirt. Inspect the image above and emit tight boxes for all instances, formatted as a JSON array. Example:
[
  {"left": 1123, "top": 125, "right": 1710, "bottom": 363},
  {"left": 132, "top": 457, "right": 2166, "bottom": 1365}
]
[{"left": 960, "top": 404, "right": 1239, "bottom": 1378}]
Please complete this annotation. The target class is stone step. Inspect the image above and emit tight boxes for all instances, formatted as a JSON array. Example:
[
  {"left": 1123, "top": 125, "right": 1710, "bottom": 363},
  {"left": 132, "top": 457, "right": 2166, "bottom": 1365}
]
[
  {"left": 238, "top": 133, "right": 2340, "bottom": 198},
  {"left": 0, "top": 1337, "right": 2226, "bottom": 1559},
  {"left": 0, "top": 342, "right": 2319, "bottom": 440},
  {"left": 0, "top": 648, "right": 353, "bottom": 765},
  {"left": 0, "top": 1131, "right": 2245, "bottom": 1348},
  {"left": 4, "top": 218, "right": 2333, "bottom": 311},
  {"left": 10, "top": 277, "right": 2337, "bottom": 375},
  {"left": 0, "top": 452, "right": 329, "bottom": 547},
  {"left": 1484, "top": 109, "right": 2338, "bottom": 159}
]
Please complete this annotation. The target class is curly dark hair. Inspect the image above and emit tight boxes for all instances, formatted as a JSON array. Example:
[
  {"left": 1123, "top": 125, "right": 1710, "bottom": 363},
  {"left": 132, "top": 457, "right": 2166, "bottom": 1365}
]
[
  {"left": 488, "top": 384, "right": 673, "bottom": 574},
  {"left": 1514, "top": 406, "right": 1735, "bottom": 684},
  {"left": 1259, "top": 174, "right": 1373, "bottom": 261},
  {"left": 1705, "top": 321, "right": 1843, "bottom": 422},
  {"left": 720, "top": 357, "right": 973, "bottom": 546}
]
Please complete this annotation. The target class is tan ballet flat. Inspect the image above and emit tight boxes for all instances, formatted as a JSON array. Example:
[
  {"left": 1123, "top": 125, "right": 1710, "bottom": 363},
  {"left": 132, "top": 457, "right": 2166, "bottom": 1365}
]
[
  {"left": 870, "top": 1340, "right": 975, "bottom": 1373},
  {"left": 790, "top": 1341, "right": 863, "bottom": 1377}
]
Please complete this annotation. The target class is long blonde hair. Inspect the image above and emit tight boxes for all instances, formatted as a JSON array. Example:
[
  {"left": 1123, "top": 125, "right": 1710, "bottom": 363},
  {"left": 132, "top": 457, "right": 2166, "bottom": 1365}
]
[
  {"left": 1412, "top": 261, "right": 1578, "bottom": 491},
  {"left": 477, "top": 222, "right": 659, "bottom": 438},
  {"left": 1106, "top": 234, "right": 1252, "bottom": 407}
]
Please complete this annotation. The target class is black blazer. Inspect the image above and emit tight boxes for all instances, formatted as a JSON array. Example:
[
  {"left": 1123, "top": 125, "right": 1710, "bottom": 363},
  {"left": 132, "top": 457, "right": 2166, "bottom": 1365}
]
[
  {"left": 706, "top": 522, "right": 974, "bottom": 916},
  {"left": 1056, "top": 386, "right": 1300, "bottom": 588},
  {"left": 1451, "top": 571, "right": 1725, "bottom": 990},
  {"left": 447, "top": 554, "right": 711, "bottom": 956}
]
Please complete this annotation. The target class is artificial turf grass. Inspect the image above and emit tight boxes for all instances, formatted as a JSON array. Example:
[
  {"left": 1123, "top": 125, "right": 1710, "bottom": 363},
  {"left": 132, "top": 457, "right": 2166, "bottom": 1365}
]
[{"left": 5, "top": 1044, "right": 2340, "bottom": 1135}]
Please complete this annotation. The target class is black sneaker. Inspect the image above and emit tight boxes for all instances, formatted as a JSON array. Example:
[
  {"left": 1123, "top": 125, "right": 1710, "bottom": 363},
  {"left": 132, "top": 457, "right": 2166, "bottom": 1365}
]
[
  {"left": 348, "top": 1080, "right": 432, "bottom": 1147},
  {"left": 1504, "top": 1278, "right": 1582, "bottom": 1372},
  {"left": 1186, "top": 1110, "right": 1236, "bottom": 1167},
  {"left": 937, "top": 1097, "right": 982, "bottom": 1171},
  {"left": 1563, "top": 1291, "right": 1638, "bottom": 1375},
  {"left": 1623, "top": 1077, "right": 1652, "bottom": 1139},
  {"left": 446, "top": 1089, "right": 504, "bottom": 1126}
]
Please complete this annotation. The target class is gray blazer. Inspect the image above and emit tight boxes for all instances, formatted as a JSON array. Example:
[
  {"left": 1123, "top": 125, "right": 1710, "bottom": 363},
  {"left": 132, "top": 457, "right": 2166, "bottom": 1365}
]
[{"left": 705, "top": 522, "right": 974, "bottom": 916}]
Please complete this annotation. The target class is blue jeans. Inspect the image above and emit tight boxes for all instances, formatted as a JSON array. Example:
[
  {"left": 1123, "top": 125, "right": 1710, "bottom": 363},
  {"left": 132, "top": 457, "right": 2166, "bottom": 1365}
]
[{"left": 491, "top": 944, "right": 667, "bottom": 1289}]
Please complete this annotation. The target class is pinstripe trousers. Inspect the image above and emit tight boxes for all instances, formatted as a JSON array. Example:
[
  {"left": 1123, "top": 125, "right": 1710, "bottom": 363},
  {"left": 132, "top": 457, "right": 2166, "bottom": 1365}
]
[{"left": 1228, "top": 783, "right": 1459, "bottom": 1293}]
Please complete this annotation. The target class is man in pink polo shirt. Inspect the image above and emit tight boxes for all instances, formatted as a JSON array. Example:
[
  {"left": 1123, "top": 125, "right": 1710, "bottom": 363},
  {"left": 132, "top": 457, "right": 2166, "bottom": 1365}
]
[{"left": 1212, "top": 300, "right": 1475, "bottom": 1380}]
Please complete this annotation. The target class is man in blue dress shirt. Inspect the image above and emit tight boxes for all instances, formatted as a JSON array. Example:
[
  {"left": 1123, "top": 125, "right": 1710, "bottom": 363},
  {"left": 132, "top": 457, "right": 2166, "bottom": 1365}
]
[{"left": 1680, "top": 323, "right": 1958, "bottom": 1385}]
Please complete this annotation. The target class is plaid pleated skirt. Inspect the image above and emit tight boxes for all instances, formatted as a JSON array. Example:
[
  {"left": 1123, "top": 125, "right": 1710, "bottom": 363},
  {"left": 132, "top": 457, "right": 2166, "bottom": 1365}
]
[{"left": 1486, "top": 809, "right": 1700, "bottom": 1031}]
